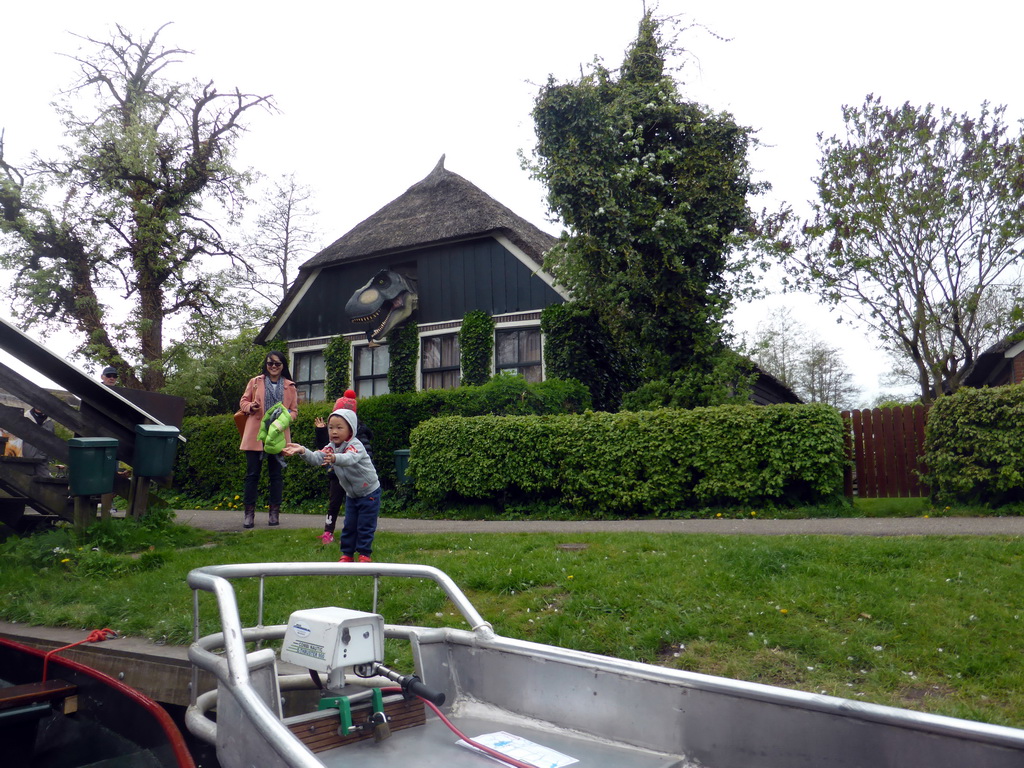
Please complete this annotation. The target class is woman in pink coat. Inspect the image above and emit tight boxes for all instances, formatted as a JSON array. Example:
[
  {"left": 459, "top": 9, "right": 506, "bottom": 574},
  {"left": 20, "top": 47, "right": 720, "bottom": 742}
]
[{"left": 238, "top": 350, "right": 298, "bottom": 528}]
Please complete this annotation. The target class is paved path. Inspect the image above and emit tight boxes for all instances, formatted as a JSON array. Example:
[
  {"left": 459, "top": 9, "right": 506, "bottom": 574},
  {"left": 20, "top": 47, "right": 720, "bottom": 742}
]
[{"left": 174, "top": 509, "right": 1024, "bottom": 536}]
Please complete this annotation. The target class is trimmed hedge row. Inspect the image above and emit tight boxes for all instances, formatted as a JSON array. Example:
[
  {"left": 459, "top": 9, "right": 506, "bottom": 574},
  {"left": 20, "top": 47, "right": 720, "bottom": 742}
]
[
  {"left": 408, "top": 403, "right": 847, "bottom": 514},
  {"left": 923, "top": 384, "right": 1024, "bottom": 506},
  {"left": 171, "top": 375, "right": 593, "bottom": 504}
]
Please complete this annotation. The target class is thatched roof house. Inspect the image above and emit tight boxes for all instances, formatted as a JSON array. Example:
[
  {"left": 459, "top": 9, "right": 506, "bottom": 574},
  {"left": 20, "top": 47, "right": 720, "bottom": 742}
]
[
  {"left": 257, "top": 157, "right": 565, "bottom": 400},
  {"left": 302, "top": 155, "right": 557, "bottom": 271}
]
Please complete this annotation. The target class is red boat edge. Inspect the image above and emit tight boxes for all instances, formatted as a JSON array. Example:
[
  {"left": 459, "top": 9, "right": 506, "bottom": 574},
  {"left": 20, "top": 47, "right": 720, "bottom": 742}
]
[{"left": 0, "top": 634, "right": 196, "bottom": 768}]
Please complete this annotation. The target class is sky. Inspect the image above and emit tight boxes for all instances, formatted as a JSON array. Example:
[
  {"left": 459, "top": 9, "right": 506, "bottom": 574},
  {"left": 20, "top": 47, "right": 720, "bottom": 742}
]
[{"left": 4, "top": 0, "right": 1023, "bottom": 404}]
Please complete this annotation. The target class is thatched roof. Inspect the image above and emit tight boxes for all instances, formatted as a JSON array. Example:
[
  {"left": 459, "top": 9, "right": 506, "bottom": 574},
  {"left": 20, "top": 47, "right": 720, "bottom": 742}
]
[{"left": 300, "top": 156, "right": 557, "bottom": 271}]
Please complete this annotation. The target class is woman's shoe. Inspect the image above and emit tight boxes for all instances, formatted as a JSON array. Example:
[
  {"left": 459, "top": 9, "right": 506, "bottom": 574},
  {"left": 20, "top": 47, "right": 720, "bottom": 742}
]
[
  {"left": 243, "top": 506, "right": 255, "bottom": 529},
  {"left": 268, "top": 505, "right": 280, "bottom": 526}
]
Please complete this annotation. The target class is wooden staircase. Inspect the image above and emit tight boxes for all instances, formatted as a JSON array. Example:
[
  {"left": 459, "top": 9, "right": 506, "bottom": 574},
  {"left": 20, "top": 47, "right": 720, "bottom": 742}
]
[{"left": 0, "top": 317, "right": 183, "bottom": 532}]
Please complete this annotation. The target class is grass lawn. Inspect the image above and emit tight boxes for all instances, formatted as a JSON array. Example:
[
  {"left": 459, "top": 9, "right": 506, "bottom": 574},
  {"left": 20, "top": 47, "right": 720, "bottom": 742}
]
[{"left": 2, "top": 515, "right": 1023, "bottom": 730}]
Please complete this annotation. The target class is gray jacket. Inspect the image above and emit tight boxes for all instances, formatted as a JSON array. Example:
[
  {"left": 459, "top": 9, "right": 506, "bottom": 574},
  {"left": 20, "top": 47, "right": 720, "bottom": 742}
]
[{"left": 299, "top": 409, "right": 379, "bottom": 498}]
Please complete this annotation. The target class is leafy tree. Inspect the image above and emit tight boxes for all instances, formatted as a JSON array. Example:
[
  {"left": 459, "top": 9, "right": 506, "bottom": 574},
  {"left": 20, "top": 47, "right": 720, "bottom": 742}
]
[
  {"left": 788, "top": 96, "right": 1024, "bottom": 403},
  {"left": 0, "top": 24, "right": 272, "bottom": 390},
  {"left": 161, "top": 328, "right": 274, "bottom": 417},
  {"left": 525, "top": 12, "right": 768, "bottom": 404},
  {"left": 241, "top": 173, "right": 320, "bottom": 307}
]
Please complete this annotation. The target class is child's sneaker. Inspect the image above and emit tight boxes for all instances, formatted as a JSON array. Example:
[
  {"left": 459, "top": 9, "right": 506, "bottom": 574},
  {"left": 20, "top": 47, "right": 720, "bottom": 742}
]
[
  {"left": 339, "top": 554, "right": 354, "bottom": 563},
  {"left": 319, "top": 531, "right": 335, "bottom": 544},
  {"left": 357, "top": 554, "right": 372, "bottom": 563}
]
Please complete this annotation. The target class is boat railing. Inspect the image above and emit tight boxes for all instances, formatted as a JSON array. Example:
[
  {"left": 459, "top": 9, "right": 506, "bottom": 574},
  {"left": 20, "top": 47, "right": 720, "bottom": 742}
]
[{"left": 187, "top": 563, "right": 494, "bottom": 756}]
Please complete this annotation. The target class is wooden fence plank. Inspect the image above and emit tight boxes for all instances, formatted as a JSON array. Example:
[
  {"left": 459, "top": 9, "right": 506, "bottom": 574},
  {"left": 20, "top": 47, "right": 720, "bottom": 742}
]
[
  {"left": 863, "top": 409, "right": 878, "bottom": 497},
  {"left": 894, "top": 406, "right": 911, "bottom": 497},
  {"left": 841, "top": 404, "right": 932, "bottom": 499}
]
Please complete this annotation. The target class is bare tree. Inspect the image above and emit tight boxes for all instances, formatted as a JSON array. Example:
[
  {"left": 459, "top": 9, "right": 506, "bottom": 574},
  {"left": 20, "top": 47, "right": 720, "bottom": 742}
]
[
  {"left": 749, "top": 307, "right": 861, "bottom": 408},
  {"left": 241, "top": 173, "right": 320, "bottom": 306},
  {"left": 795, "top": 337, "right": 861, "bottom": 410}
]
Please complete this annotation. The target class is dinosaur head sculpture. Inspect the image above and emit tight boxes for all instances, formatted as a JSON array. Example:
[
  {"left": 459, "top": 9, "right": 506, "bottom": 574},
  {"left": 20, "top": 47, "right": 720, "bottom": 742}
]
[{"left": 345, "top": 269, "right": 418, "bottom": 345}]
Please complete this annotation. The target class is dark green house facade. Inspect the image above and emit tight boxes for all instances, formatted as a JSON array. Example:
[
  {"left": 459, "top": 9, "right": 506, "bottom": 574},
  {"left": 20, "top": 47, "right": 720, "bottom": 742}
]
[{"left": 257, "top": 157, "right": 566, "bottom": 401}]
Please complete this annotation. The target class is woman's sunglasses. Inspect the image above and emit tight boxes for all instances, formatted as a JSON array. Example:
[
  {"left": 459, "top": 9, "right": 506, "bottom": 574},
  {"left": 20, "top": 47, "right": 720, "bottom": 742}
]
[{"left": 266, "top": 360, "right": 283, "bottom": 368}]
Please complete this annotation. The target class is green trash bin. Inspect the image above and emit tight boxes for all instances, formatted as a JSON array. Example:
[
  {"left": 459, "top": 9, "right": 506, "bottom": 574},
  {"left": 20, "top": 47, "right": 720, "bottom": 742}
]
[
  {"left": 67, "top": 437, "right": 119, "bottom": 496},
  {"left": 133, "top": 424, "right": 180, "bottom": 477},
  {"left": 394, "top": 449, "right": 411, "bottom": 484}
]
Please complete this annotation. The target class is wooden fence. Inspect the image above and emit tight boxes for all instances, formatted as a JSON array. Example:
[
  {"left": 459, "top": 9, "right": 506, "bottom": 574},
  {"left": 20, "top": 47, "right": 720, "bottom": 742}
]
[{"left": 841, "top": 405, "right": 931, "bottom": 498}]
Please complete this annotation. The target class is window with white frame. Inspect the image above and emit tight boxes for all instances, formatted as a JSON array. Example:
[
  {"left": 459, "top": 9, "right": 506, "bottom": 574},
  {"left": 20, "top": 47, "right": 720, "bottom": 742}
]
[
  {"left": 421, "top": 334, "right": 460, "bottom": 390},
  {"left": 495, "top": 328, "right": 542, "bottom": 382},
  {"left": 354, "top": 344, "right": 390, "bottom": 397},
  {"left": 293, "top": 351, "right": 326, "bottom": 403}
]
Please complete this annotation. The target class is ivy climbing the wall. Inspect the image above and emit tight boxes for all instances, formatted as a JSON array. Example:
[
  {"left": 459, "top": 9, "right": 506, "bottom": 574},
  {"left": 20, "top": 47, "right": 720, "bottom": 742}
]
[
  {"left": 323, "top": 335, "right": 351, "bottom": 402},
  {"left": 387, "top": 321, "right": 419, "bottom": 394},
  {"left": 460, "top": 310, "right": 495, "bottom": 386}
]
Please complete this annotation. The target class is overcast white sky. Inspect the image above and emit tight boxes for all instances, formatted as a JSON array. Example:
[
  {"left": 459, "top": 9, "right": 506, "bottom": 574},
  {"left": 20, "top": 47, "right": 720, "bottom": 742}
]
[{"left": 4, "top": 0, "right": 1023, "bottom": 403}]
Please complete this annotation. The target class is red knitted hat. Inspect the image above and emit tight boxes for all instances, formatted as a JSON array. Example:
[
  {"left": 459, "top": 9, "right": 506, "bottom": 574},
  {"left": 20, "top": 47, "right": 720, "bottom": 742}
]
[{"left": 334, "top": 389, "right": 357, "bottom": 412}]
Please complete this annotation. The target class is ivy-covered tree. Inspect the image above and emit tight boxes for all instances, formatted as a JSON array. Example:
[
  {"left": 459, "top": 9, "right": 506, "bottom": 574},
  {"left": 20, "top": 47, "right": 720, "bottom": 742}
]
[
  {"left": 541, "top": 302, "right": 637, "bottom": 412},
  {"left": 525, "top": 12, "right": 768, "bottom": 404},
  {"left": 789, "top": 96, "right": 1024, "bottom": 402},
  {"left": 0, "top": 24, "right": 272, "bottom": 390}
]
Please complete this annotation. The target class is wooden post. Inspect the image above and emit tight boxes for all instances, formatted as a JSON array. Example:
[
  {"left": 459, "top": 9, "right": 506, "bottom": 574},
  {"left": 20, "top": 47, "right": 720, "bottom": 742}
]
[
  {"left": 73, "top": 496, "right": 94, "bottom": 534},
  {"left": 127, "top": 476, "right": 150, "bottom": 519}
]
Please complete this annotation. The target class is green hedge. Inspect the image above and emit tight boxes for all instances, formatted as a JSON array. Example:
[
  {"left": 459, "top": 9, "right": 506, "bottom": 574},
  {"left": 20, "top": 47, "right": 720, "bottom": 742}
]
[
  {"left": 172, "top": 402, "right": 334, "bottom": 508},
  {"left": 172, "top": 375, "right": 593, "bottom": 502},
  {"left": 356, "top": 375, "right": 591, "bottom": 483},
  {"left": 923, "top": 384, "right": 1024, "bottom": 507},
  {"left": 408, "top": 403, "right": 846, "bottom": 514}
]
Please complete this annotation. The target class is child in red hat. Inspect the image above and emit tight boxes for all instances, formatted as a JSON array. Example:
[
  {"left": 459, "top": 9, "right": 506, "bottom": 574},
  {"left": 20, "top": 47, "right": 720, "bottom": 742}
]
[
  {"left": 285, "top": 405, "right": 379, "bottom": 562},
  {"left": 312, "top": 391, "right": 373, "bottom": 544}
]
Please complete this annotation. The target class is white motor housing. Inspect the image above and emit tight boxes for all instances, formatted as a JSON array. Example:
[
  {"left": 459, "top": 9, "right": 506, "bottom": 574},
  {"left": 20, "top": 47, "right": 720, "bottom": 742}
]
[{"left": 281, "top": 607, "right": 384, "bottom": 688}]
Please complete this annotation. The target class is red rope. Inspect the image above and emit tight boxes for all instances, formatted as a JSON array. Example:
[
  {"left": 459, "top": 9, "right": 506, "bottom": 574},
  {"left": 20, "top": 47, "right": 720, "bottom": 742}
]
[
  {"left": 381, "top": 686, "right": 538, "bottom": 768},
  {"left": 42, "top": 628, "right": 118, "bottom": 681}
]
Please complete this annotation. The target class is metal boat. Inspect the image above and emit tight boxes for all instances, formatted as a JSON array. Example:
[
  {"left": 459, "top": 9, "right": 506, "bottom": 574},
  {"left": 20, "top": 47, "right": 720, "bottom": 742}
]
[
  {"left": 185, "top": 562, "right": 1024, "bottom": 768},
  {"left": 0, "top": 635, "right": 195, "bottom": 767}
]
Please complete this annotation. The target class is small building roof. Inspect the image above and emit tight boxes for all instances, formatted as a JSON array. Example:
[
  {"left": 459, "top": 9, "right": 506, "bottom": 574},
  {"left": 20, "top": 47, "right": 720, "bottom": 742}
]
[
  {"left": 960, "top": 324, "right": 1024, "bottom": 388},
  {"left": 300, "top": 155, "right": 557, "bottom": 271}
]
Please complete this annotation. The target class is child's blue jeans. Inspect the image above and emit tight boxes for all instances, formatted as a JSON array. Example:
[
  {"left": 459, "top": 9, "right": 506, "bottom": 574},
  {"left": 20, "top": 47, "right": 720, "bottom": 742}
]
[{"left": 339, "top": 486, "right": 380, "bottom": 557}]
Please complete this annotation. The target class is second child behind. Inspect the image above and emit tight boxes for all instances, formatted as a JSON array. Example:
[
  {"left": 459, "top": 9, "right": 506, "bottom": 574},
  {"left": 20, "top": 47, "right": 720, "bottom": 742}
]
[{"left": 282, "top": 409, "right": 380, "bottom": 563}]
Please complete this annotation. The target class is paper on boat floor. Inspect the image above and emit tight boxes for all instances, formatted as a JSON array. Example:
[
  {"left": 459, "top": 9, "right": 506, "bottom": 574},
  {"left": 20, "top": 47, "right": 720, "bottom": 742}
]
[{"left": 456, "top": 730, "right": 579, "bottom": 768}]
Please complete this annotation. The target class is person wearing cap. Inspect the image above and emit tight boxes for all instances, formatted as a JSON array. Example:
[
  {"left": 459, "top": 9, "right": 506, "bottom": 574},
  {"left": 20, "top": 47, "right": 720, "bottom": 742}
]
[
  {"left": 312, "top": 390, "right": 373, "bottom": 544},
  {"left": 99, "top": 365, "right": 128, "bottom": 515},
  {"left": 283, "top": 406, "right": 380, "bottom": 563}
]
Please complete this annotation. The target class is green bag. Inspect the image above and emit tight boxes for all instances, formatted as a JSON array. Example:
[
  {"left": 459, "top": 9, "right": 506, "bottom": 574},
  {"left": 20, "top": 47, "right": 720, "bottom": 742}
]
[{"left": 257, "top": 403, "right": 292, "bottom": 454}]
